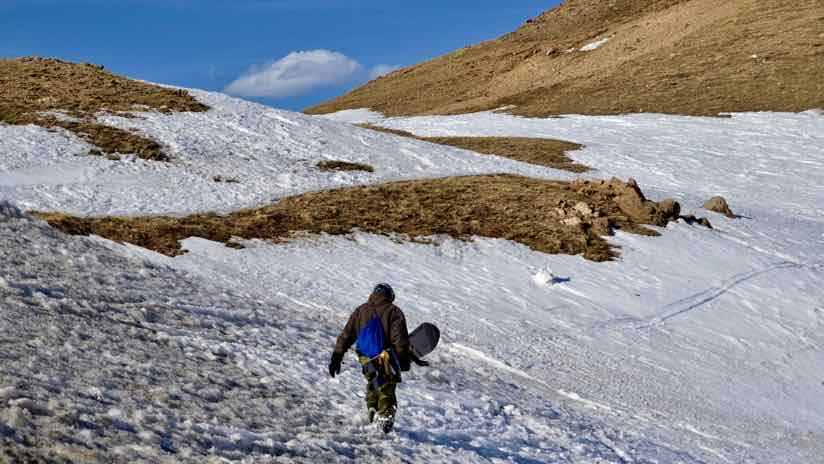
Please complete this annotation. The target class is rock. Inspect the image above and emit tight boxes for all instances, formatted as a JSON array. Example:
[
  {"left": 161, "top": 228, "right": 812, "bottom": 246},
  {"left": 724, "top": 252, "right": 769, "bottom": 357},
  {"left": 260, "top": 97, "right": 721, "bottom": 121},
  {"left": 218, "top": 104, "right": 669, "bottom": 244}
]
[
  {"left": 680, "top": 215, "right": 713, "bottom": 229},
  {"left": 658, "top": 199, "right": 681, "bottom": 220},
  {"left": 703, "top": 196, "right": 735, "bottom": 218},
  {"left": 625, "top": 178, "right": 645, "bottom": 198},
  {"left": 647, "top": 198, "right": 682, "bottom": 226},
  {"left": 568, "top": 178, "right": 681, "bottom": 231},
  {"left": 562, "top": 217, "right": 583, "bottom": 227},
  {"left": 573, "top": 202, "right": 594, "bottom": 218},
  {"left": 615, "top": 189, "right": 648, "bottom": 222},
  {"left": 591, "top": 217, "right": 613, "bottom": 236}
]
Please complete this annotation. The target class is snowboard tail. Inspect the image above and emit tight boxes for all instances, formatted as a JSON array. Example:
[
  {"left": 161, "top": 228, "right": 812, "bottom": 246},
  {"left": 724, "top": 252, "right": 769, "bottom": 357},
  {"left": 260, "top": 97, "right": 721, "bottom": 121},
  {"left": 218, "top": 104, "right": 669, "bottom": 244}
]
[{"left": 409, "top": 322, "right": 440, "bottom": 358}]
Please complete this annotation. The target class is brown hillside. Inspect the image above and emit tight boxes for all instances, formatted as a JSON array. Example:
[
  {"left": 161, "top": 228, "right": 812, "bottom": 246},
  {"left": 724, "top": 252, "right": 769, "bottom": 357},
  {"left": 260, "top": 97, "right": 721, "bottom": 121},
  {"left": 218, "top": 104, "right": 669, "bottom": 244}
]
[
  {"left": 307, "top": 0, "right": 824, "bottom": 117},
  {"left": 36, "top": 175, "right": 685, "bottom": 262},
  {"left": 0, "top": 57, "right": 209, "bottom": 161}
]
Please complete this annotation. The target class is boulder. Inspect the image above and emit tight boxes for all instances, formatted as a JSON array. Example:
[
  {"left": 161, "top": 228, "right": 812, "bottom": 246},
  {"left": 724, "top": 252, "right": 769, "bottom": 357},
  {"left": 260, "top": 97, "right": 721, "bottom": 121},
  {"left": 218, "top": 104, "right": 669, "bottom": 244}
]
[
  {"left": 703, "top": 196, "right": 735, "bottom": 218},
  {"left": 654, "top": 198, "right": 681, "bottom": 224},
  {"left": 614, "top": 187, "right": 648, "bottom": 221}
]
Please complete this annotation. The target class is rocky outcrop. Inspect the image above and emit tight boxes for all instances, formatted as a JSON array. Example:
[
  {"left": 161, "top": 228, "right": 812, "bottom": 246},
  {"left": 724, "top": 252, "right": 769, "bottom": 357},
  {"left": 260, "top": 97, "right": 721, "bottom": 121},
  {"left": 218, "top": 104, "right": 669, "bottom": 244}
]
[{"left": 568, "top": 177, "right": 681, "bottom": 227}]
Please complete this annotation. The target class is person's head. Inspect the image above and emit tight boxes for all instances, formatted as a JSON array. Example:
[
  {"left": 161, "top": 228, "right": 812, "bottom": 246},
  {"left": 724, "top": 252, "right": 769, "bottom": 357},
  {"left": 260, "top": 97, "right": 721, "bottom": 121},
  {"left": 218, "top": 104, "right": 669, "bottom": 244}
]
[{"left": 371, "top": 283, "right": 395, "bottom": 303}]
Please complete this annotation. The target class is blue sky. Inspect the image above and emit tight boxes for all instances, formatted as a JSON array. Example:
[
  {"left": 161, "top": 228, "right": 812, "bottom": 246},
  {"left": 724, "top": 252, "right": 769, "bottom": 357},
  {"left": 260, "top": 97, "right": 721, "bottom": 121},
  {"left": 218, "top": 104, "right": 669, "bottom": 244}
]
[{"left": 1, "top": 1, "right": 560, "bottom": 111}]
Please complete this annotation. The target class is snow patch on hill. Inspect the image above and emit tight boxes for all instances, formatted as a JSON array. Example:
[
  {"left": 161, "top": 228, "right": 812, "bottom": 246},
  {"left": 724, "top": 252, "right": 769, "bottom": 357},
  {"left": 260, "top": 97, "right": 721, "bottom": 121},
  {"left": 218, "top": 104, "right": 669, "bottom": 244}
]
[
  {"left": 0, "top": 90, "right": 572, "bottom": 216},
  {"left": 323, "top": 109, "right": 824, "bottom": 223},
  {"left": 3, "top": 93, "right": 824, "bottom": 462},
  {"left": 579, "top": 36, "right": 611, "bottom": 51},
  {"left": 1, "top": 206, "right": 710, "bottom": 463}
]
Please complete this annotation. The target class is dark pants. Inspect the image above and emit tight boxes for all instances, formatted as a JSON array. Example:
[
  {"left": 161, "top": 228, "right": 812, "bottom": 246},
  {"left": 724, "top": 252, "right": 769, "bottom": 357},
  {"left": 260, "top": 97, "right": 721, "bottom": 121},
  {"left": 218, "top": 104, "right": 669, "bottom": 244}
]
[
  {"left": 360, "top": 353, "right": 399, "bottom": 420},
  {"left": 365, "top": 378, "right": 397, "bottom": 419}
]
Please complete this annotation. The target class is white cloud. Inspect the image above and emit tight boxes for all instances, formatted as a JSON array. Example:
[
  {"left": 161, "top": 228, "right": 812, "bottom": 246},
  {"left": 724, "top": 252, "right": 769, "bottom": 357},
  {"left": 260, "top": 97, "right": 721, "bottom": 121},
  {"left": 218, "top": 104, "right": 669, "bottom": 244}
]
[
  {"left": 225, "top": 50, "right": 404, "bottom": 99},
  {"left": 224, "top": 50, "right": 362, "bottom": 98},
  {"left": 368, "top": 64, "right": 401, "bottom": 80}
]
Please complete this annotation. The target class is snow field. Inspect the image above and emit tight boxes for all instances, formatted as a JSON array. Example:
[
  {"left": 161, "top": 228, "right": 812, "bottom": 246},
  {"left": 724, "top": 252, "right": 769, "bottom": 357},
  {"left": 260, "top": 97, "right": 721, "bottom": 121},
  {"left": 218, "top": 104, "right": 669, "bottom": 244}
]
[
  {"left": 0, "top": 89, "right": 575, "bottom": 216},
  {"left": 2, "top": 86, "right": 823, "bottom": 462},
  {"left": 324, "top": 110, "right": 824, "bottom": 225},
  {"left": 0, "top": 207, "right": 704, "bottom": 463}
]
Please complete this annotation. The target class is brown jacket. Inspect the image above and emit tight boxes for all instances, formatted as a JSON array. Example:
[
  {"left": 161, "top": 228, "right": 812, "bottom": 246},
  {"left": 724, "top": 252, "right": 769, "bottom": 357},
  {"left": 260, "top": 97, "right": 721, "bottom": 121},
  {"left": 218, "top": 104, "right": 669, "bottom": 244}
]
[{"left": 334, "top": 293, "right": 411, "bottom": 362}]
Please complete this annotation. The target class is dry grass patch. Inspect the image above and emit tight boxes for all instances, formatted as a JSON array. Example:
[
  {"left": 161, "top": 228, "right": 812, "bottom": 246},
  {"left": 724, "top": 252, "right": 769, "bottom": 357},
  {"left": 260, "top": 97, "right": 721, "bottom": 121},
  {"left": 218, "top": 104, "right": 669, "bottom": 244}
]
[
  {"left": 307, "top": 0, "right": 824, "bottom": 117},
  {"left": 212, "top": 175, "right": 241, "bottom": 183},
  {"left": 37, "top": 175, "right": 682, "bottom": 262},
  {"left": 0, "top": 57, "right": 209, "bottom": 161},
  {"left": 360, "top": 124, "right": 588, "bottom": 172},
  {"left": 317, "top": 160, "right": 375, "bottom": 172}
]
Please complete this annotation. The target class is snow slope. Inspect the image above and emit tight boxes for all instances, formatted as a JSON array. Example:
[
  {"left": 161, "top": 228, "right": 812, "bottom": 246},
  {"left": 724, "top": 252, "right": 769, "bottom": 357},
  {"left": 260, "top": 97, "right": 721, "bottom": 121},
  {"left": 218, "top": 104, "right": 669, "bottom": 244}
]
[
  {"left": 322, "top": 109, "right": 824, "bottom": 226},
  {"left": 0, "top": 205, "right": 706, "bottom": 463},
  {"left": 313, "top": 108, "right": 824, "bottom": 462},
  {"left": 0, "top": 90, "right": 572, "bottom": 216},
  {"left": 2, "top": 89, "right": 823, "bottom": 462}
]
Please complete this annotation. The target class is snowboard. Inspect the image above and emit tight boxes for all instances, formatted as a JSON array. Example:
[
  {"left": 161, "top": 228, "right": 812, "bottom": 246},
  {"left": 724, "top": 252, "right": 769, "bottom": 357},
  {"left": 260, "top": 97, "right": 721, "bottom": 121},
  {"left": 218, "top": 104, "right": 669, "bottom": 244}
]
[{"left": 409, "top": 322, "right": 440, "bottom": 358}]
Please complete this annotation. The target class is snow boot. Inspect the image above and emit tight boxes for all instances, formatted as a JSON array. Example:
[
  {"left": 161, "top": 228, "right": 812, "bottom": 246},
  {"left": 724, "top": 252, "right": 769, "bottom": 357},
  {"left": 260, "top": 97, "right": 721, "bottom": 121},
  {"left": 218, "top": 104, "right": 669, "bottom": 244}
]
[{"left": 375, "top": 414, "right": 394, "bottom": 434}]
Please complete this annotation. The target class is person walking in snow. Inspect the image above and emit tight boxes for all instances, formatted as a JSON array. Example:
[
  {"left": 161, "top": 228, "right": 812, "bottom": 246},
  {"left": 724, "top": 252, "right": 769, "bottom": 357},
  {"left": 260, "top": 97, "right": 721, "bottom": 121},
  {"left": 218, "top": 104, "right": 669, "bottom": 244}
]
[{"left": 328, "top": 283, "right": 429, "bottom": 433}]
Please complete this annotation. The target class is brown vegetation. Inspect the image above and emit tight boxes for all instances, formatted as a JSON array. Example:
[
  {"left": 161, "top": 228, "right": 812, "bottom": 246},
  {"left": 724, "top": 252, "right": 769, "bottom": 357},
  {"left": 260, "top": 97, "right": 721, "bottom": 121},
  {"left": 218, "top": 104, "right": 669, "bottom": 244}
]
[
  {"left": 317, "top": 160, "right": 375, "bottom": 172},
  {"left": 0, "top": 57, "right": 209, "bottom": 161},
  {"left": 360, "top": 124, "right": 588, "bottom": 172},
  {"left": 307, "top": 0, "right": 824, "bottom": 118},
  {"left": 37, "top": 175, "right": 682, "bottom": 262}
]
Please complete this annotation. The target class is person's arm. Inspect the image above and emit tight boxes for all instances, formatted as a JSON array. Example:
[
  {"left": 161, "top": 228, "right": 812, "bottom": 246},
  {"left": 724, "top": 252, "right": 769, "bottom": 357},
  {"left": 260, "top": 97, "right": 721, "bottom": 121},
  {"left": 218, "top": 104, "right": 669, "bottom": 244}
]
[
  {"left": 329, "top": 308, "right": 360, "bottom": 378},
  {"left": 390, "top": 307, "right": 412, "bottom": 370},
  {"left": 334, "top": 308, "right": 360, "bottom": 355}
]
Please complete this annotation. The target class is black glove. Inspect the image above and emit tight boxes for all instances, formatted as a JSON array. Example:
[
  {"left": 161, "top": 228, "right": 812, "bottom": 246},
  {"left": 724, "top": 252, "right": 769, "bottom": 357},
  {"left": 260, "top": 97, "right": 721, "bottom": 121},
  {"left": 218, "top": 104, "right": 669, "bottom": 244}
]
[
  {"left": 329, "top": 352, "right": 343, "bottom": 378},
  {"left": 410, "top": 353, "right": 430, "bottom": 367},
  {"left": 399, "top": 355, "right": 411, "bottom": 372}
]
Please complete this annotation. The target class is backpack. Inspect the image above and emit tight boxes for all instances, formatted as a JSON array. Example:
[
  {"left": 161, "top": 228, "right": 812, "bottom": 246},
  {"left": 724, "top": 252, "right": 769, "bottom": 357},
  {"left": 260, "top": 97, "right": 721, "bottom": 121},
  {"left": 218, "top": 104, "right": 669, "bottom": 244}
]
[
  {"left": 356, "top": 313, "right": 402, "bottom": 386},
  {"left": 356, "top": 314, "right": 386, "bottom": 359}
]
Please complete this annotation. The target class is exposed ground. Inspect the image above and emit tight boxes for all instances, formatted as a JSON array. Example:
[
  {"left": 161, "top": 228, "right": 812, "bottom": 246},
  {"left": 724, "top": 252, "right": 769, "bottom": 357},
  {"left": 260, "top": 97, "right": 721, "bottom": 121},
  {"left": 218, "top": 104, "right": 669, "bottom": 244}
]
[
  {"left": 307, "top": 0, "right": 824, "bottom": 117},
  {"left": 316, "top": 160, "right": 375, "bottom": 173},
  {"left": 0, "top": 57, "right": 208, "bottom": 161},
  {"left": 360, "top": 124, "right": 588, "bottom": 172},
  {"left": 36, "top": 175, "right": 682, "bottom": 262}
]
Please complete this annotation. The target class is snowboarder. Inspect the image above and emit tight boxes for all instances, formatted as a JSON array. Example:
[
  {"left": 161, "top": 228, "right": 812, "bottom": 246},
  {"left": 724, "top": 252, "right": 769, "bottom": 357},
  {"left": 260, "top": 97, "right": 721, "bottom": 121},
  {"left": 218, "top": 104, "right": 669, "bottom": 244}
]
[{"left": 328, "top": 283, "right": 429, "bottom": 433}]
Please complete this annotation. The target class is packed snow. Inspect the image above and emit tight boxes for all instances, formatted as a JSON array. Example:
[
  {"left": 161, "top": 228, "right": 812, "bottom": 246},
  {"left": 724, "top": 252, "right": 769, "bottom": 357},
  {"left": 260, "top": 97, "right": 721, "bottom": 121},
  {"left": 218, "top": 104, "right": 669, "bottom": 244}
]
[
  {"left": 2, "top": 88, "right": 824, "bottom": 463},
  {"left": 0, "top": 205, "right": 708, "bottom": 463}
]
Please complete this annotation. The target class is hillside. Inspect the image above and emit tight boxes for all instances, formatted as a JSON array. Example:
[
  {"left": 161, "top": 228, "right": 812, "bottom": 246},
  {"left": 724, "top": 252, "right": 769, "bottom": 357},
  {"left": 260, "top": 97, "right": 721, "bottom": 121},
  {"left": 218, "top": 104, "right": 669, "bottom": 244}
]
[
  {"left": 2, "top": 58, "right": 824, "bottom": 462},
  {"left": 307, "top": 0, "right": 824, "bottom": 117},
  {"left": 0, "top": 57, "right": 208, "bottom": 160}
]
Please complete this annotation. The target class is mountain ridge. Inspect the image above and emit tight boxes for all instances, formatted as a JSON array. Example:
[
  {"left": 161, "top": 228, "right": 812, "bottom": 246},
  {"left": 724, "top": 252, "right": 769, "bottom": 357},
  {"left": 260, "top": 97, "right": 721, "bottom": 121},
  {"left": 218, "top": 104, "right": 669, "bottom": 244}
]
[{"left": 306, "top": 0, "right": 824, "bottom": 117}]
